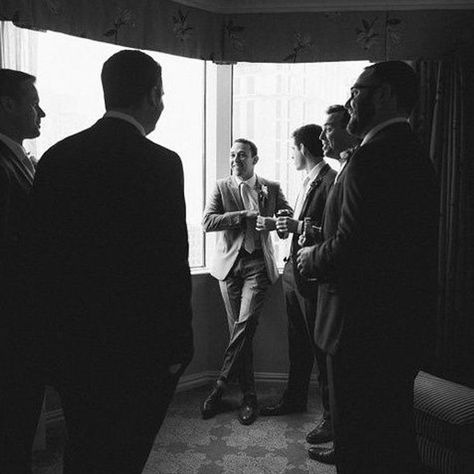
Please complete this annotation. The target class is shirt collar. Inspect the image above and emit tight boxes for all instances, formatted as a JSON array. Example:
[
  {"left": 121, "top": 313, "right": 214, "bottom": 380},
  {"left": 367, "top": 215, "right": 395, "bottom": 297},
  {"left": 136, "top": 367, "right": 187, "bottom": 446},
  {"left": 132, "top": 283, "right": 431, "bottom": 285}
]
[
  {"left": 361, "top": 117, "right": 408, "bottom": 146},
  {"left": 233, "top": 173, "right": 257, "bottom": 188},
  {"left": 0, "top": 131, "right": 28, "bottom": 161},
  {"left": 103, "top": 111, "right": 146, "bottom": 136},
  {"left": 306, "top": 159, "right": 326, "bottom": 184}
]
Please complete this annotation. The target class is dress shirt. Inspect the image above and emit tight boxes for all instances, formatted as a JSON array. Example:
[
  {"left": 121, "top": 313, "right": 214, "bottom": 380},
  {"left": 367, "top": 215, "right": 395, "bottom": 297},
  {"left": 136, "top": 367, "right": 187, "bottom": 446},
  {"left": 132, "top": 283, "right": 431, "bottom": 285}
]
[
  {"left": 233, "top": 173, "right": 261, "bottom": 250},
  {"left": 294, "top": 160, "right": 327, "bottom": 234},
  {"left": 103, "top": 111, "right": 146, "bottom": 136},
  {"left": 0, "top": 132, "right": 35, "bottom": 179},
  {"left": 361, "top": 117, "right": 409, "bottom": 146}
]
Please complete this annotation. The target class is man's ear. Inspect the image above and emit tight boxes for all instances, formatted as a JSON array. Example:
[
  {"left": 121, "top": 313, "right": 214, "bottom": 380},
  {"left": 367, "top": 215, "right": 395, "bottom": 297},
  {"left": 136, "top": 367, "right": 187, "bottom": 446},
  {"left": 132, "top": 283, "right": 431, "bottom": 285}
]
[
  {"left": 377, "top": 83, "right": 393, "bottom": 106},
  {"left": 300, "top": 143, "right": 307, "bottom": 156},
  {"left": 253, "top": 154, "right": 259, "bottom": 165},
  {"left": 0, "top": 96, "right": 16, "bottom": 113}
]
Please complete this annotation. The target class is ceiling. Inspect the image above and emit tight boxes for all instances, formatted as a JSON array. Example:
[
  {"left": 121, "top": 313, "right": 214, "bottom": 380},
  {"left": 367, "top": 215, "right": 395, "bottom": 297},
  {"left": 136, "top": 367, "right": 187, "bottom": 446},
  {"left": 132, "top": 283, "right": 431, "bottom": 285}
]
[{"left": 173, "top": 0, "right": 474, "bottom": 14}]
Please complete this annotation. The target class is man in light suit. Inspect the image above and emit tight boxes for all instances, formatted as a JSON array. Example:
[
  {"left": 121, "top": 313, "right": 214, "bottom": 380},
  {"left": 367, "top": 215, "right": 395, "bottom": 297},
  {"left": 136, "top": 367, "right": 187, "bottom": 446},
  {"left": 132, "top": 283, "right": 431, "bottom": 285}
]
[
  {"left": 0, "top": 68, "right": 45, "bottom": 474},
  {"left": 201, "top": 138, "right": 291, "bottom": 425},
  {"left": 29, "top": 50, "right": 193, "bottom": 474},
  {"left": 298, "top": 61, "right": 438, "bottom": 473},
  {"left": 261, "top": 125, "right": 335, "bottom": 443}
]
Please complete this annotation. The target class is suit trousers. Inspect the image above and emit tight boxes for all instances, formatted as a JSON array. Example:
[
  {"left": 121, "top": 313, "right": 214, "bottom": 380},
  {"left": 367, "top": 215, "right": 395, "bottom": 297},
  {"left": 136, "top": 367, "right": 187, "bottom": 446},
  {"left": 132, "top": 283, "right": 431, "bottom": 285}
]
[
  {"left": 55, "top": 360, "right": 181, "bottom": 474},
  {"left": 327, "top": 345, "right": 422, "bottom": 474},
  {"left": 218, "top": 253, "right": 271, "bottom": 395},
  {"left": 282, "top": 259, "right": 330, "bottom": 417}
]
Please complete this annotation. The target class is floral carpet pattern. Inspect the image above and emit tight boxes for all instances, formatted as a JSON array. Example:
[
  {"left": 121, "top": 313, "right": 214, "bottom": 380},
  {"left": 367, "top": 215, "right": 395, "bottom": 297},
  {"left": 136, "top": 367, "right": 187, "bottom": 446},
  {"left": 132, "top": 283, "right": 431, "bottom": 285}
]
[{"left": 33, "top": 384, "right": 335, "bottom": 473}]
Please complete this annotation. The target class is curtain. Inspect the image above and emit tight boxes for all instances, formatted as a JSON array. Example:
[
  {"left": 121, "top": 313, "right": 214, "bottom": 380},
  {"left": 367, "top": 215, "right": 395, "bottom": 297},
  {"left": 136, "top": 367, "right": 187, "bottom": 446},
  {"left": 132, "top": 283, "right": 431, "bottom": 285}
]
[{"left": 414, "top": 58, "right": 474, "bottom": 387}]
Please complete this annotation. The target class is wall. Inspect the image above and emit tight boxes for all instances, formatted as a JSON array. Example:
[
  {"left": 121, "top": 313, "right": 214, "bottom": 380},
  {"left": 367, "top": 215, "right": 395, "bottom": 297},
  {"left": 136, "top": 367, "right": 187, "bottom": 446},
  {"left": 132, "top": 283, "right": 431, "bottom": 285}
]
[{"left": 180, "top": 272, "right": 293, "bottom": 389}]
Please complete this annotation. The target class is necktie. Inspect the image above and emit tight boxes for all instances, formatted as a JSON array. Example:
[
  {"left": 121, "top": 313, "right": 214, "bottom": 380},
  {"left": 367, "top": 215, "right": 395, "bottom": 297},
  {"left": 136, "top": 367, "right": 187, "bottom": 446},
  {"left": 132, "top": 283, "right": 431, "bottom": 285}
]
[{"left": 240, "top": 182, "right": 257, "bottom": 253}]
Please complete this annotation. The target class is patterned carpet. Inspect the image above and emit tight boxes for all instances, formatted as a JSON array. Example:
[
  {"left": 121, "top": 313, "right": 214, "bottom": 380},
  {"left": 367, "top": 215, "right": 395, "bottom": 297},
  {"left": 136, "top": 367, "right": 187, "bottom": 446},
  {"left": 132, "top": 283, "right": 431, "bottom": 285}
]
[{"left": 33, "top": 383, "right": 335, "bottom": 473}]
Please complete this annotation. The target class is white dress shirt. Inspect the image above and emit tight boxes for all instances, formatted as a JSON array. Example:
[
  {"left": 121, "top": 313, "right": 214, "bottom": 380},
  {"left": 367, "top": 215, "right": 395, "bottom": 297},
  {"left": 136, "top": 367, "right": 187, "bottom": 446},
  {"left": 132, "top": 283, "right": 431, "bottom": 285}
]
[
  {"left": 0, "top": 132, "right": 35, "bottom": 179},
  {"left": 361, "top": 117, "right": 409, "bottom": 146},
  {"left": 103, "top": 111, "right": 146, "bottom": 136}
]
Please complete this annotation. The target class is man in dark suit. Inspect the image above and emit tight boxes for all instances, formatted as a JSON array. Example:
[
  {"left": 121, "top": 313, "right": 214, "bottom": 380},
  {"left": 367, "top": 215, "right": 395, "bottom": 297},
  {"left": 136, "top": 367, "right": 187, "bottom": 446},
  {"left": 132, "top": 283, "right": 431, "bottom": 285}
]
[
  {"left": 0, "top": 68, "right": 45, "bottom": 474},
  {"left": 29, "top": 50, "right": 193, "bottom": 474},
  {"left": 201, "top": 138, "right": 291, "bottom": 425},
  {"left": 297, "top": 61, "right": 438, "bottom": 473},
  {"left": 260, "top": 125, "right": 335, "bottom": 442}
]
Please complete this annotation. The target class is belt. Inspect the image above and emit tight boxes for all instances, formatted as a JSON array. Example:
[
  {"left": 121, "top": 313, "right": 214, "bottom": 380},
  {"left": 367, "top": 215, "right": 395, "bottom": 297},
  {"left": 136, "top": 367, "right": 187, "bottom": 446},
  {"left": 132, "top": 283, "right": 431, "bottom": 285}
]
[{"left": 238, "top": 248, "right": 264, "bottom": 259}]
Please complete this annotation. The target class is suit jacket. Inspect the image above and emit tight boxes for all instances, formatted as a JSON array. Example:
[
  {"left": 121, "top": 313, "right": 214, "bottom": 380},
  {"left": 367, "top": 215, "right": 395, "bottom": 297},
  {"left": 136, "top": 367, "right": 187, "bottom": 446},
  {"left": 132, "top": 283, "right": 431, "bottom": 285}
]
[
  {"left": 289, "top": 163, "right": 336, "bottom": 297},
  {"left": 202, "top": 175, "right": 291, "bottom": 283},
  {"left": 0, "top": 140, "right": 34, "bottom": 350},
  {"left": 312, "top": 123, "right": 438, "bottom": 359},
  {"left": 29, "top": 117, "right": 193, "bottom": 374}
]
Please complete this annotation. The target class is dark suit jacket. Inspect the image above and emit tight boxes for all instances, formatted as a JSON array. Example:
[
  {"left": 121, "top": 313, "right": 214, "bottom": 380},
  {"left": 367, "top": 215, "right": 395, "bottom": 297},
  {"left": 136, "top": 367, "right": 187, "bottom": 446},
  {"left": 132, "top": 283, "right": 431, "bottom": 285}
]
[
  {"left": 29, "top": 117, "right": 193, "bottom": 377},
  {"left": 312, "top": 123, "right": 438, "bottom": 359},
  {"left": 0, "top": 140, "right": 34, "bottom": 359},
  {"left": 289, "top": 163, "right": 336, "bottom": 297}
]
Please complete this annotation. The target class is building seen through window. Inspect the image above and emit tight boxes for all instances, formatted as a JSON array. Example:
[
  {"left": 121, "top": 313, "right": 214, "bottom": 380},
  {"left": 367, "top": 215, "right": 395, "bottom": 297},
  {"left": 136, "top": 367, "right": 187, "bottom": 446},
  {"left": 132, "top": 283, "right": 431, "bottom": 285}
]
[{"left": 232, "top": 60, "right": 369, "bottom": 266}]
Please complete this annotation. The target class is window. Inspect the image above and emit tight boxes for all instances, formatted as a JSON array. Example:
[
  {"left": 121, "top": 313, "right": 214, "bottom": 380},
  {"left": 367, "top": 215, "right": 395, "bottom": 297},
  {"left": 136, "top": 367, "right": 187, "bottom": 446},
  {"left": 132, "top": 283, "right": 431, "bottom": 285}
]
[
  {"left": 233, "top": 61, "right": 370, "bottom": 266},
  {"left": 2, "top": 24, "right": 206, "bottom": 267}
]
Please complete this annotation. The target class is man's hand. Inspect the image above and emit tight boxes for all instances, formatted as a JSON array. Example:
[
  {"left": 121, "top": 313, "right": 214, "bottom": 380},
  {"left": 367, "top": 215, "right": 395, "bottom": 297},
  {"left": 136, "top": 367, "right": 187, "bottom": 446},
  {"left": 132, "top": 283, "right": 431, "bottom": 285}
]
[
  {"left": 256, "top": 216, "right": 276, "bottom": 232},
  {"left": 276, "top": 217, "right": 299, "bottom": 234},
  {"left": 243, "top": 210, "right": 259, "bottom": 228},
  {"left": 296, "top": 245, "right": 317, "bottom": 277}
]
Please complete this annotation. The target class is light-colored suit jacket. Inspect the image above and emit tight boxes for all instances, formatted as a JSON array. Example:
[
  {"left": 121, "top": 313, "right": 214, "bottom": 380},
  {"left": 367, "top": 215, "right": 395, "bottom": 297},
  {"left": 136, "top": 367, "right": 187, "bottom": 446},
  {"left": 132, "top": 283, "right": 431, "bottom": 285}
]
[{"left": 203, "top": 175, "right": 292, "bottom": 283}]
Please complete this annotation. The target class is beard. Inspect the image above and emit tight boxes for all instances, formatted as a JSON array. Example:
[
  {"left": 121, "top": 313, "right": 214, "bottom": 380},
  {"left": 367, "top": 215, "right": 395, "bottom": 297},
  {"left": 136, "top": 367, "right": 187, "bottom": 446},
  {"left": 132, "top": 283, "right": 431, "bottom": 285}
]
[{"left": 347, "top": 100, "right": 375, "bottom": 137}]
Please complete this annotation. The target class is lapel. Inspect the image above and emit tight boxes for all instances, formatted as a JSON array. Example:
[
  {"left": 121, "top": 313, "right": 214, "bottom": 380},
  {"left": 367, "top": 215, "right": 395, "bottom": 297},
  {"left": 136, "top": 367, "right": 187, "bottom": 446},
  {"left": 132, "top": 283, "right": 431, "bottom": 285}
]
[
  {"left": 255, "top": 176, "right": 267, "bottom": 215},
  {"left": 0, "top": 140, "right": 34, "bottom": 186},
  {"left": 298, "top": 163, "right": 330, "bottom": 219}
]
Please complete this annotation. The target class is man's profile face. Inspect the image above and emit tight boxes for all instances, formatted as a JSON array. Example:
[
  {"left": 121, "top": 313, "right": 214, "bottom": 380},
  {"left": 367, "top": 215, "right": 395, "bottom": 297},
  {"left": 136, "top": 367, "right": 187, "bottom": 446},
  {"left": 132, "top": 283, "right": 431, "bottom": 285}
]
[
  {"left": 290, "top": 139, "right": 305, "bottom": 171},
  {"left": 13, "top": 81, "right": 45, "bottom": 140},
  {"left": 320, "top": 111, "right": 352, "bottom": 159},
  {"left": 345, "top": 70, "right": 379, "bottom": 137},
  {"left": 230, "top": 142, "right": 257, "bottom": 180}
]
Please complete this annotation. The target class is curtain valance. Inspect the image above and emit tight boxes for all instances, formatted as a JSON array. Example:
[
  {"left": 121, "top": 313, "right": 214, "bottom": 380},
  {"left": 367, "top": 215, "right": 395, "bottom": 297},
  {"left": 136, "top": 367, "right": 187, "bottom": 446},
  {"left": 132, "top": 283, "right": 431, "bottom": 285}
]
[{"left": 0, "top": 1, "right": 473, "bottom": 62}]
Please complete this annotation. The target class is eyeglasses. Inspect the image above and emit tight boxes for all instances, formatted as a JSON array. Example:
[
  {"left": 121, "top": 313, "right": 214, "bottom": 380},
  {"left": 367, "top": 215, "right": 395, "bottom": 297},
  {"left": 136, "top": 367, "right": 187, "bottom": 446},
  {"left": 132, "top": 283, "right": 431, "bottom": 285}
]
[{"left": 349, "top": 84, "right": 381, "bottom": 99}]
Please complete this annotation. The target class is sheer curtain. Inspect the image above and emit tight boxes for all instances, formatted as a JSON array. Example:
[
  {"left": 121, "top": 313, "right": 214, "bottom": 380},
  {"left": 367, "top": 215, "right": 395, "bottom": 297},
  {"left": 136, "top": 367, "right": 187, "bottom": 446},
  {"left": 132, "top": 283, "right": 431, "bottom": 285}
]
[{"left": 414, "top": 58, "right": 474, "bottom": 387}]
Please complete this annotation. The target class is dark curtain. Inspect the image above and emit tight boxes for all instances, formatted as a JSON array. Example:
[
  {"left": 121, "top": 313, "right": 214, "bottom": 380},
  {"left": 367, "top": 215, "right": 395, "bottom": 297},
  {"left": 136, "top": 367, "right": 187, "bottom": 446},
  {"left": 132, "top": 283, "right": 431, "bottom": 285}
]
[{"left": 414, "top": 58, "right": 474, "bottom": 387}]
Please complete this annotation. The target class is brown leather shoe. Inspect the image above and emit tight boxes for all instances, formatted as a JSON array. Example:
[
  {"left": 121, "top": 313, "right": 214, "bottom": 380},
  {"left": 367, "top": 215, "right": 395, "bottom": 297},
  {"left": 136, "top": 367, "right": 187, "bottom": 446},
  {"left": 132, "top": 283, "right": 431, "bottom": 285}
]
[
  {"left": 306, "top": 418, "right": 333, "bottom": 444},
  {"left": 260, "top": 398, "right": 306, "bottom": 416},
  {"left": 201, "top": 385, "right": 223, "bottom": 420},
  {"left": 238, "top": 394, "right": 258, "bottom": 425},
  {"left": 308, "top": 446, "right": 336, "bottom": 465}
]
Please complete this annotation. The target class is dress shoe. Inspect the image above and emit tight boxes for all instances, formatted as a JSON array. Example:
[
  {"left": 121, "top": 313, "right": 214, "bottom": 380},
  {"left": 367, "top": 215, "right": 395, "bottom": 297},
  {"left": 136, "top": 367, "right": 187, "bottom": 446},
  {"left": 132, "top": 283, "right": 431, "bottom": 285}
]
[
  {"left": 238, "top": 394, "right": 258, "bottom": 425},
  {"left": 308, "top": 446, "right": 336, "bottom": 465},
  {"left": 201, "top": 385, "right": 223, "bottom": 420},
  {"left": 306, "top": 418, "right": 333, "bottom": 444},
  {"left": 260, "top": 398, "right": 306, "bottom": 416}
]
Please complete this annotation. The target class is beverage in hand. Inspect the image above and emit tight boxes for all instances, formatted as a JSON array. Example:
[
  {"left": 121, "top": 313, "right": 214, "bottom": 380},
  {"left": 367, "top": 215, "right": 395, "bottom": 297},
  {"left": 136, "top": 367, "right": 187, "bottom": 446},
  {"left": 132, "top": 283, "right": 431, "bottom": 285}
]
[
  {"left": 276, "top": 209, "right": 291, "bottom": 239},
  {"left": 299, "top": 217, "right": 315, "bottom": 247}
]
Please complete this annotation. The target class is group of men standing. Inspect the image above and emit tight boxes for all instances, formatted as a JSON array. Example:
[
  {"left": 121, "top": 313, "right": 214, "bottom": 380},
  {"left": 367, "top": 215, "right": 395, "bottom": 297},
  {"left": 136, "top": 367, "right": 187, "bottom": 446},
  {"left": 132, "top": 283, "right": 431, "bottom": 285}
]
[
  {"left": 202, "top": 60, "right": 438, "bottom": 474},
  {"left": 0, "top": 50, "right": 437, "bottom": 474}
]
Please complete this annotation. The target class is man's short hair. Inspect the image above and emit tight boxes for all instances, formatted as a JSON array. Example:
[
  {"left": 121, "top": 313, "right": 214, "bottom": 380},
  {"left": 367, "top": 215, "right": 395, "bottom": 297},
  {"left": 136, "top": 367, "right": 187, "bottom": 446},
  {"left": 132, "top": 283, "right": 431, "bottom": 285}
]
[
  {"left": 326, "top": 104, "right": 350, "bottom": 128},
  {"left": 364, "top": 61, "right": 418, "bottom": 114},
  {"left": 234, "top": 138, "right": 258, "bottom": 157},
  {"left": 292, "top": 124, "right": 324, "bottom": 157},
  {"left": 101, "top": 50, "right": 162, "bottom": 110},
  {"left": 0, "top": 69, "right": 36, "bottom": 101}
]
